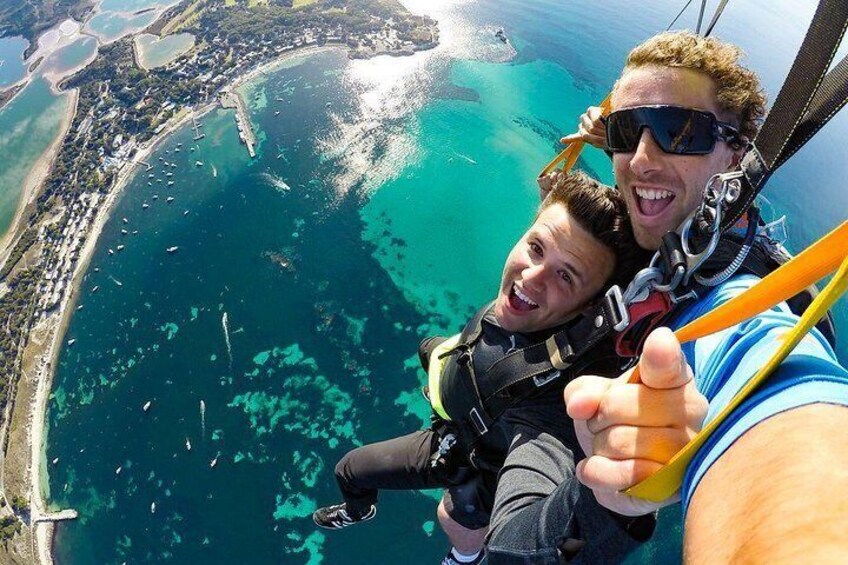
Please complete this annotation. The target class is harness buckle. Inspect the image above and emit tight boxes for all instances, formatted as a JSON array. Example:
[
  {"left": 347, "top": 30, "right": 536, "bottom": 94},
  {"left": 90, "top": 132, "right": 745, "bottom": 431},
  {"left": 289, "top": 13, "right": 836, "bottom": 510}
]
[
  {"left": 604, "top": 285, "right": 630, "bottom": 332},
  {"left": 468, "top": 408, "right": 489, "bottom": 436}
]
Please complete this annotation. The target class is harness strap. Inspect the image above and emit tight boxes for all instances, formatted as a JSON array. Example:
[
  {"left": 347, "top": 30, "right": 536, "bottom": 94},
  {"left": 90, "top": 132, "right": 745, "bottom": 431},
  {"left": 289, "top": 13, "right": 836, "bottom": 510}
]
[
  {"left": 625, "top": 219, "right": 848, "bottom": 501},
  {"left": 724, "top": 0, "right": 848, "bottom": 231}
]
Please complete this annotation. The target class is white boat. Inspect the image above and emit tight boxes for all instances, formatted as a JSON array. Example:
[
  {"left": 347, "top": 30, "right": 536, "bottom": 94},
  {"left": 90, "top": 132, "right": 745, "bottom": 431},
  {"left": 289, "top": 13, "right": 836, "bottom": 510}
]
[
  {"left": 115, "top": 466, "right": 122, "bottom": 475},
  {"left": 167, "top": 181, "right": 175, "bottom": 186},
  {"left": 195, "top": 161, "right": 204, "bottom": 167},
  {"left": 94, "top": 268, "right": 100, "bottom": 272},
  {"left": 185, "top": 437, "right": 192, "bottom": 451},
  {"left": 121, "top": 229, "right": 128, "bottom": 235},
  {"left": 150, "top": 502, "right": 156, "bottom": 513},
  {"left": 116, "top": 244, "right": 125, "bottom": 251},
  {"left": 210, "top": 456, "right": 218, "bottom": 468},
  {"left": 183, "top": 210, "right": 190, "bottom": 216},
  {"left": 142, "top": 203, "right": 149, "bottom": 209},
  {"left": 108, "top": 249, "right": 114, "bottom": 255},
  {"left": 112, "top": 279, "right": 123, "bottom": 287},
  {"left": 67, "top": 339, "right": 76, "bottom": 346},
  {"left": 147, "top": 182, "right": 152, "bottom": 186},
  {"left": 167, "top": 196, "right": 174, "bottom": 203},
  {"left": 167, "top": 246, "right": 179, "bottom": 253},
  {"left": 52, "top": 457, "right": 59, "bottom": 465},
  {"left": 153, "top": 194, "right": 159, "bottom": 200},
  {"left": 76, "top": 304, "right": 83, "bottom": 310},
  {"left": 92, "top": 286, "right": 99, "bottom": 293},
  {"left": 274, "top": 111, "right": 280, "bottom": 116},
  {"left": 166, "top": 172, "right": 173, "bottom": 177},
  {"left": 122, "top": 218, "right": 128, "bottom": 224},
  {"left": 143, "top": 400, "right": 152, "bottom": 412}
]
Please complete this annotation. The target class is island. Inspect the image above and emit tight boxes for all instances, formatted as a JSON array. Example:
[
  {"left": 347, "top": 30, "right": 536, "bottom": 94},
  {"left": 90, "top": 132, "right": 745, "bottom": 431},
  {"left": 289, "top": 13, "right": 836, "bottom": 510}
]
[{"left": 0, "top": 0, "right": 438, "bottom": 562}]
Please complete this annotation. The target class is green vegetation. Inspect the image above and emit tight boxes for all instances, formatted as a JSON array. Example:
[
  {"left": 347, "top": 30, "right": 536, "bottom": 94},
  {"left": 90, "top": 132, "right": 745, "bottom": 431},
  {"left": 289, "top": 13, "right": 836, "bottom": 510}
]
[{"left": 0, "top": 515, "right": 21, "bottom": 544}]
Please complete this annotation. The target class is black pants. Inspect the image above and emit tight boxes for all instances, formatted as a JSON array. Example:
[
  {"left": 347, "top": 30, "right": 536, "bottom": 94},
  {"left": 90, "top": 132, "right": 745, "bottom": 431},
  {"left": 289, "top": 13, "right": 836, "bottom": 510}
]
[{"left": 334, "top": 429, "right": 496, "bottom": 529}]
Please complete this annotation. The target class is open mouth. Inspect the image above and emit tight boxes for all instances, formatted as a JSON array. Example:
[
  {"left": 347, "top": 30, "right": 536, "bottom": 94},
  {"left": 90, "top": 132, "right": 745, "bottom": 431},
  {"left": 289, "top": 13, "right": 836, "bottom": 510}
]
[
  {"left": 508, "top": 283, "right": 539, "bottom": 312},
  {"left": 634, "top": 187, "right": 675, "bottom": 217}
]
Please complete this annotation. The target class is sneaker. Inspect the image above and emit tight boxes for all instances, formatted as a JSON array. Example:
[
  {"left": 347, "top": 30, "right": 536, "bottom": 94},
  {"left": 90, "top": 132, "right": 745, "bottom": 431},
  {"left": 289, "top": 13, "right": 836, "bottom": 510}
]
[
  {"left": 441, "top": 547, "right": 485, "bottom": 565},
  {"left": 312, "top": 503, "right": 376, "bottom": 530}
]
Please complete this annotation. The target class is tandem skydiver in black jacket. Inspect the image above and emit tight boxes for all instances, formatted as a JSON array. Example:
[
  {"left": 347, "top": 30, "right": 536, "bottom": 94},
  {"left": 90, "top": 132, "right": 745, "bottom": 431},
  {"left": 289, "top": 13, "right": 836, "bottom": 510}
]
[{"left": 313, "top": 171, "right": 650, "bottom": 564}]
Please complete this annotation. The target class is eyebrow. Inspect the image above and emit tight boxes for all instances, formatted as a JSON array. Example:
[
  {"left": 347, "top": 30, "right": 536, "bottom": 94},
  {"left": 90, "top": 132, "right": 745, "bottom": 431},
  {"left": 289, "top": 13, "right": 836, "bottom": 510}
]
[{"left": 537, "top": 224, "right": 587, "bottom": 287}]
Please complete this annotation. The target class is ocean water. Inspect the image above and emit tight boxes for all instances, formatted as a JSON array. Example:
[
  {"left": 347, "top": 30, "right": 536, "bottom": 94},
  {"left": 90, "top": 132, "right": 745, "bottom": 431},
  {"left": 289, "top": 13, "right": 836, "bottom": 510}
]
[
  {"left": 41, "top": 1, "right": 848, "bottom": 564},
  {"left": 0, "top": 35, "right": 29, "bottom": 88}
]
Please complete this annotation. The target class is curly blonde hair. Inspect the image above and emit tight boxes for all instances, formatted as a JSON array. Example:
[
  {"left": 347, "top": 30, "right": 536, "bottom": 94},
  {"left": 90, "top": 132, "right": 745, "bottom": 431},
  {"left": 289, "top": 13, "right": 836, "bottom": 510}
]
[{"left": 618, "top": 31, "right": 767, "bottom": 142}]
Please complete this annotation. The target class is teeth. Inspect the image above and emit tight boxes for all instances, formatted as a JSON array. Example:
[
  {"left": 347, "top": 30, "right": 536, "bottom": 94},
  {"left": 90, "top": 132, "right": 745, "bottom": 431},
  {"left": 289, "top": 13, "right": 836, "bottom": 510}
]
[
  {"left": 514, "top": 285, "right": 538, "bottom": 307},
  {"left": 635, "top": 187, "right": 673, "bottom": 200}
]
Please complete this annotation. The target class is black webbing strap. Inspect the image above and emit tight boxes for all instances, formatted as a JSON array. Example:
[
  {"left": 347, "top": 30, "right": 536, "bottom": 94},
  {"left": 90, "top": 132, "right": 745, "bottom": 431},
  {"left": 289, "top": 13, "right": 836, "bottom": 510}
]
[
  {"left": 703, "top": 0, "right": 730, "bottom": 37},
  {"left": 471, "top": 290, "right": 624, "bottom": 423},
  {"left": 724, "top": 0, "right": 848, "bottom": 232}
]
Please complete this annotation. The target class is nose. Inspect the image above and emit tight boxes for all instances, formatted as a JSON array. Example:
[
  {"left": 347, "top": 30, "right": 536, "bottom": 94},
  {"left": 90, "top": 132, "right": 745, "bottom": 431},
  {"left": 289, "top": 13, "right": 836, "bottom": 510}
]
[
  {"left": 522, "top": 263, "right": 547, "bottom": 293},
  {"left": 629, "top": 128, "right": 663, "bottom": 176}
]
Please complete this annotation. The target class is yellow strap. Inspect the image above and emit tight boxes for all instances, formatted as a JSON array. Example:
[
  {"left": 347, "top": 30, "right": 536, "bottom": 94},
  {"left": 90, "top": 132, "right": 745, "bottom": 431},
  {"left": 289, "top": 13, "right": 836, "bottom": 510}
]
[
  {"left": 427, "top": 334, "right": 461, "bottom": 421},
  {"left": 625, "top": 219, "right": 848, "bottom": 501},
  {"left": 537, "top": 95, "right": 612, "bottom": 179}
]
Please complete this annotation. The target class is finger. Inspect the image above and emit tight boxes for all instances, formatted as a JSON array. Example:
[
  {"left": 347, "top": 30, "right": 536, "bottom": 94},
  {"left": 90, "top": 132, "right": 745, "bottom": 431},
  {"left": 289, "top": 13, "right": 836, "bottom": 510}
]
[
  {"left": 586, "top": 106, "right": 603, "bottom": 121},
  {"left": 592, "top": 425, "right": 692, "bottom": 464},
  {"left": 592, "top": 488, "right": 673, "bottom": 518},
  {"left": 587, "top": 382, "right": 705, "bottom": 433},
  {"left": 564, "top": 375, "right": 614, "bottom": 421},
  {"left": 560, "top": 132, "right": 582, "bottom": 144},
  {"left": 638, "top": 327, "right": 692, "bottom": 390},
  {"left": 576, "top": 455, "right": 663, "bottom": 492}
]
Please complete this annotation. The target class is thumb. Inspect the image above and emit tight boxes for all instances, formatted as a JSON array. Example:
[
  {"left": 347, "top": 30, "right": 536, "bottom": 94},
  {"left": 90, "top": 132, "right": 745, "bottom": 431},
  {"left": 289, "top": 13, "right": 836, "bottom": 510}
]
[{"left": 637, "top": 327, "right": 692, "bottom": 390}]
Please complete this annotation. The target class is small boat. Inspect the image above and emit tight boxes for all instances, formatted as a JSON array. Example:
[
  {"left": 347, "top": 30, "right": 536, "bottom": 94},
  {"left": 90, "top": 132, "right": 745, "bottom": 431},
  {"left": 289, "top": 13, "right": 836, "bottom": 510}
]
[
  {"left": 274, "top": 111, "right": 280, "bottom": 116},
  {"left": 171, "top": 163, "right": 177, "bottom": 169},
  {"left": 157, "top": 179, "right": 162, "bottom": 183},
  {"left": 175, "top": 147, "right": 180, "bottom": 153},
  {"left": 52, "top": 458, "right": 59, "bottom": 465},
  {"left": 166, "top": 172, "right": 173, "bottom": 177},
  {"left": 142, "top": 203, "right": 149, "bottom": 209},
  {"left": 67, "top": 339, "right": 76, "bottom": 346},
  {"left": 167, "top": 181, "right": 175, "bottom": 186},
  {"left": 152, "top": 194, "right": 159, "bottom": 200},
  {"left": 151, "top": 502, "right": 156, "bottom": 513},
  {"left": 185, "top": 437, "right": 192, "bottom": 451},
  {"left": 195, "top": 161, "right": 204, "bottom": 167},
  {"left": 167, "top": 246, "right": 179, "bottom": 253},
  {"left": 147, "top": 182, "right": 152, "bottom": 186},
  {"left": 115, "top": 466, "right": 122, "bottom": 475},
  {"left": 158, "top": 157, "right": 164, "bottom": 161},
  {"left": 183, "top": 210, "right": 190, "bottom": 216},
  {"left": 326, "top": 102, "right": 332, "bottom": 108},
  {"left": 122, "top": 218, "right": 128, "bottom": 224},
  {"left": 121, "top": 229, "right": 128, "bottom": 235},
  {"left": 177, "top": 143, "right": 183, "bottom": 147},
  {"left": 94, "top": 268, "right": 100, "bottom": 272},
  {"left": 210, "top": 456, "right": 218, "bottom": 468},
  {"left": 76, "top": 304, "right": 84, "bottom": 310},
  {"left": 148, "top": 173, "right": 155, "bottom": 179},
  {"left": 166, "top": 196, "right": 174, "bottom": 203},
  {"left": 143, "top": 400, "right": 152, "bottom": 412},
  {"left": 276, "top": 97, "right": 284, "bottom": 101},
  {"left": 113, "top": 279, "right": 123, "bottom": 287},
  {"left": 108, "top": 248, "right": 114, "bottom": 255},
  {"left": 132, "top": 230, "right": 138, "bottom": 235},
  {"left": 92, "top": 286, "right": 99, "bottom": 293},
  {"left": 116, "top": 244, "right": 125, "bottom": 251}
]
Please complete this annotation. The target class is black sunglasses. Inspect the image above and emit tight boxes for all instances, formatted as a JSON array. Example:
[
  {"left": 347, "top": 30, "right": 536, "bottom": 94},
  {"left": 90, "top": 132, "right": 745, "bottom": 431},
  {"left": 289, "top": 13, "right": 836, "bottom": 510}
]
[{"left": 605, "top": 105, "right": 743, "bottom": 155}]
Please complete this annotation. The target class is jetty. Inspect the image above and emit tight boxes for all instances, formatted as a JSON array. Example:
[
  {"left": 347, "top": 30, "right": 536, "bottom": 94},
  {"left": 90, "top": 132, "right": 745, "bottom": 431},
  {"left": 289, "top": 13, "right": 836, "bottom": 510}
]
[
  {"left": 191, "top": 112, "right": 205, "bottom": 141},
  {"left": 219, "top": 90, "right": 256, "bottom": 158},
  {"left": 33, "top": 509, "right": 79, "bottom": 524}
]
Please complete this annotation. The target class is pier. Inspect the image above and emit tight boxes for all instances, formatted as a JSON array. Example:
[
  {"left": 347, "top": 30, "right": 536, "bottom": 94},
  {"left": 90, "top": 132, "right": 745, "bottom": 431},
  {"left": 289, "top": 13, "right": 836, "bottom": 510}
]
[
  {"left": 135, "top": 159, "right": 153, "bottom": 171},
  {"left": 33, "top": 509, "right": 78, "bottom": 524},
  {"left": 192, "top": 111, "right": 205, "bottom": 141},
  {"left": 219, "top": 90, "right": 256, "bottom": 158}
]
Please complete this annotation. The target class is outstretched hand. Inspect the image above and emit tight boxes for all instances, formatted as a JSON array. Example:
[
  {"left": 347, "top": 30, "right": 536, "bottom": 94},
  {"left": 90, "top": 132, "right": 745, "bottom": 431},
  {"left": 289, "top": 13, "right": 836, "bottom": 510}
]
[
  {"left": 560, "top": 106, "right": 607, "bottom": 149},
  {"left": 564, "top": 327, "right": 709, "bottom": 516}
]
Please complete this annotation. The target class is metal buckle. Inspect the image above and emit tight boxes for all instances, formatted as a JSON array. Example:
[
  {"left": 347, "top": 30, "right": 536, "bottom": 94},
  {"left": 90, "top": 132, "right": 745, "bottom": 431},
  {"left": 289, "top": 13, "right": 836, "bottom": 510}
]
[
  {"left": 605, "top": 285, "right": 630, "bottom": 332},
  {"left": 469, "top": 408, "right": 489, "bottom": 436}
]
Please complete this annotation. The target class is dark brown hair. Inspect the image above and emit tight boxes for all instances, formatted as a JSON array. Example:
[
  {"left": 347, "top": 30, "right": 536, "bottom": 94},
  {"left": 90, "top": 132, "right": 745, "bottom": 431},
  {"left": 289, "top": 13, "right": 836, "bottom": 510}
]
[{"left": 541, "top": 170, "right": 650, "bottom": 288}]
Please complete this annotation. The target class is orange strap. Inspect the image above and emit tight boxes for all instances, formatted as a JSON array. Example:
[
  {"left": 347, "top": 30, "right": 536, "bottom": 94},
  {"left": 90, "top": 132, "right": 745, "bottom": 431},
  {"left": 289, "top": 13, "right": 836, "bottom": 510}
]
[
  {"left": 624, "top": 219, "right": 848, "bottom": 501},
  {"left": 537, "top": 95, "right": 612, "bottom": 179}
]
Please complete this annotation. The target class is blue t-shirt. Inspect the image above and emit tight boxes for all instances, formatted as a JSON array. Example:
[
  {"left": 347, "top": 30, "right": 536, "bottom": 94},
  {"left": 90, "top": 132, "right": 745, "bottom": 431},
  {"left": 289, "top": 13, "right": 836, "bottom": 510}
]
[{"left": 671, "top": 274, "right": 848, "bottom": 516}]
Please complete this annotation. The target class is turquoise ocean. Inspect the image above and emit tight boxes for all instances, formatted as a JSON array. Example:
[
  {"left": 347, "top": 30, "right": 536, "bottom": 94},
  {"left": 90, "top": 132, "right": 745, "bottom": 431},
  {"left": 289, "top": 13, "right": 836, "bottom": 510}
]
[{"left": 16, "top": 0, "right": 848, "bottom": 563}]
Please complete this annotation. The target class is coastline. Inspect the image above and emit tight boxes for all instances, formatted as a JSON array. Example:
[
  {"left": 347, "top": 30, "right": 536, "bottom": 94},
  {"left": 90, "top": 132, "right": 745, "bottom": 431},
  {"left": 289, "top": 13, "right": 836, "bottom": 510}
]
[
  {"left": 0, "top": 87, "right": 79, "bottom": 272},
  {"left": 25, "top": 41, "right": 355, "bottom": 565}
]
